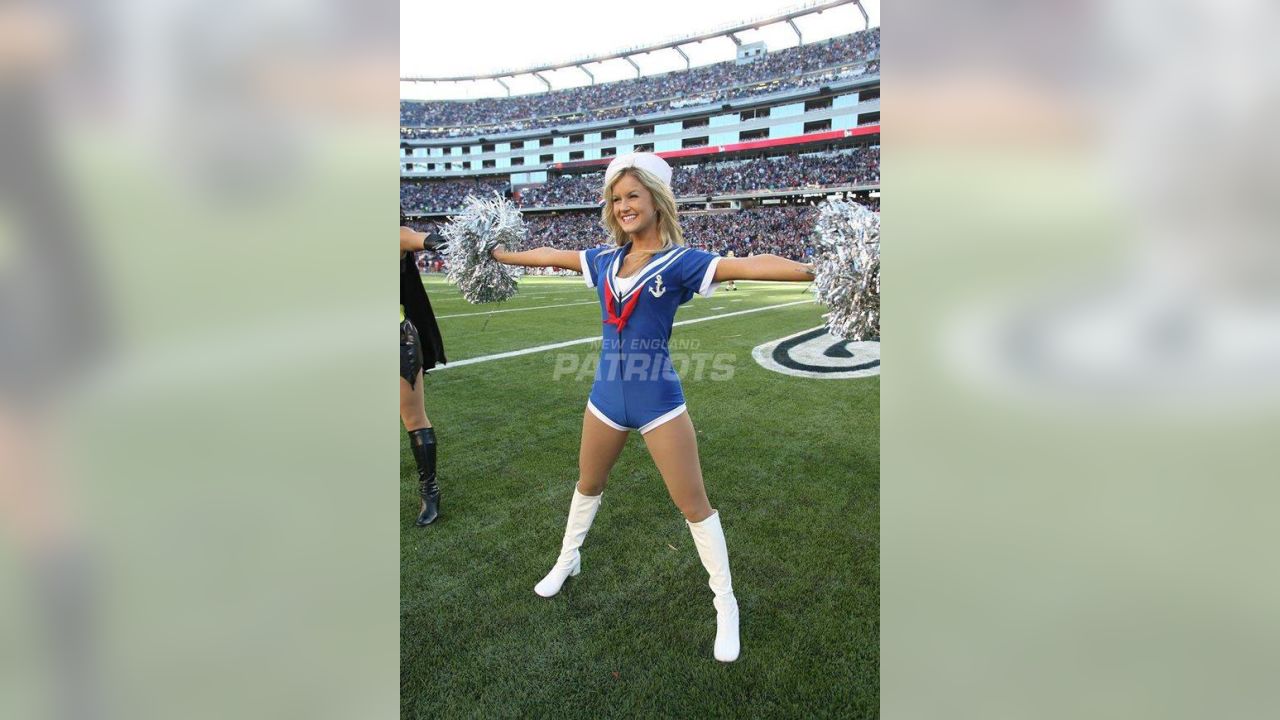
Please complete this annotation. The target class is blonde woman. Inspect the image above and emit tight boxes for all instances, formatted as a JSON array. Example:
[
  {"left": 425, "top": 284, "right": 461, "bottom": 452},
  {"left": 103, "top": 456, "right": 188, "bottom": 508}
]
[{"left": 492, "top": 153, "right": 813, "bottom": 662}]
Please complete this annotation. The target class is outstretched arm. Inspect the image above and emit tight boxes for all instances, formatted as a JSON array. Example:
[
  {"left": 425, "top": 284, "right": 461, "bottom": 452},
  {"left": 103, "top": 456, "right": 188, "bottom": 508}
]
[
  {"left": 400, "top": 226, "right": 426, "bottom": 253},
  {"left": 492, "top": 245, "right": 582, "bottom": 272},
  {"left": 400, "top": 226, "right": 444, "bottom": 254},
  {"left": 713, "top": 254, "right": 814, "bottom": 282}
]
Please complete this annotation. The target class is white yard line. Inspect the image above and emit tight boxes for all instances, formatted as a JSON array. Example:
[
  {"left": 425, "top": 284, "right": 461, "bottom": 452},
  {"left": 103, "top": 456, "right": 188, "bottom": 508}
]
[
  {"left": 438, "top": 300, "right": 812, "bottom": 369},
  {"left": 427, "top": 290, "right": 587, "bottom": 301},
  {"left": 436, "top": 300, "right": 597, "bottom": 319},
  {"left": 510, "top": 293, "right": 592, "bottom": 300}
]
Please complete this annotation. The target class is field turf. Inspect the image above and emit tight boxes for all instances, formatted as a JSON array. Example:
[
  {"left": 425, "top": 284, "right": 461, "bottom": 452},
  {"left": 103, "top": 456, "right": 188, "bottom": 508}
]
[{"left": 401, "top": 275, "right": 878, "bottom": 719}]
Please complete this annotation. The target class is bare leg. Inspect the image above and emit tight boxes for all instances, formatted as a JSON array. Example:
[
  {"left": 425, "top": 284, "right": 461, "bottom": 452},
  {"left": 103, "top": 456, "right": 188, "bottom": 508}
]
[
  {"left": 0, "top": 409, "right": 71, "bottom": 551},
  {"left": 0, "top": 408, "right": 105, "bottom": 710},
  {"left": 399, "top": 373, "right": 430, "bottom": 431},
  {"left": 640, "top": 411, "right": 712, "bottom": 522},
  {"left": 577, "top": 407, "right": 629, "bottom": 496},
  {"left": 533, "top": 409, "right": 628, "bottom": 597}
]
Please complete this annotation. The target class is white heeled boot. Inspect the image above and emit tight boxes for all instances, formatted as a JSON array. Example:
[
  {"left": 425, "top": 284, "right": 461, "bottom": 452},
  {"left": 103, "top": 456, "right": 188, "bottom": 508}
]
[
  {"left": 534, "top": 488, "right": 603, "bottom": 597},
  {"left": 687, "top": 511, "right": 740, "bottom": 662}
]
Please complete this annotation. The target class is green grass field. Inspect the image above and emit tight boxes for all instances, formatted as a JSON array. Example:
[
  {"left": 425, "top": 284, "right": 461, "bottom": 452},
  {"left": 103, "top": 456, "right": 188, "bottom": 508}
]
[{"left": 401, "top": 275, "right": 879, "bottom": 719}]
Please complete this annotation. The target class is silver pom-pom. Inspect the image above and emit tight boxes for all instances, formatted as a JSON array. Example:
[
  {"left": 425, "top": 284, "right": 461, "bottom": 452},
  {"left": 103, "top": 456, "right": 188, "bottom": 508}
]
[
  {"left": 810, "top": 199, "right": 879, "bottom": 341},
  {"left": 441, "top": 194, "right": 527, "bottom": 303}
]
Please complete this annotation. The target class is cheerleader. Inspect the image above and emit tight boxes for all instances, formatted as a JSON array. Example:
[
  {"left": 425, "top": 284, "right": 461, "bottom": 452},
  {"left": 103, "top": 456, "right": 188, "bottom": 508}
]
[
  {"left": 400, "top": 226, "right": 448, "bottom": 526},
  {"left": 492, "top": 153, "right": 814, "bottom": 662}
]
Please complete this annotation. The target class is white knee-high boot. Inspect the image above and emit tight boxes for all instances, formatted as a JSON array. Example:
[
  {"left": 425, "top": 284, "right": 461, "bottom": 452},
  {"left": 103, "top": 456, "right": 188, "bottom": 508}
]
[
  {"left": 534, "top": 488, "right": 603, "bottom": 597},
  {"left": 687, "top": 511, "right": 740, "bottom": 662}
]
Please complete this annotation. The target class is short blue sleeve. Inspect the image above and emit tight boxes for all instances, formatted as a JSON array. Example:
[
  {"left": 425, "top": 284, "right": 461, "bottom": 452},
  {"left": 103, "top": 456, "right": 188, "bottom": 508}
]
[
  {"left": 580, "top": 246, "right": 610, "bottom": 288},
  {"left": 673, "top": 247, "right": 722, "bottom": 298}
]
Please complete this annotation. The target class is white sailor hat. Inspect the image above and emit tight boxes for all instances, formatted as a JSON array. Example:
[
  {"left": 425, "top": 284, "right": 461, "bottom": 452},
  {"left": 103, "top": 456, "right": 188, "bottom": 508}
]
[{"left": 604, "top": 152, "right": 672, "bottom": 189}]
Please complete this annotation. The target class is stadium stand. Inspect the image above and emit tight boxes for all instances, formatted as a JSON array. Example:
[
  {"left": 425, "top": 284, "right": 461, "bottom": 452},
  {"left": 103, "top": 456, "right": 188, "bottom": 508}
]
[
  {"left": 400, "top": 177, "right": 509, "bottom": 214},
  {"left": 519, "top": 147, "right": 877, "bottom": 208},
  {"left": 401, "top": 9, "right": 879, "bottom": 266},
  {"left": 406, "top": 200, "right": 878, "bottom": 263},
  {"left": 523, "top": 206, "right": 821, "bottom": 258},
  {"left": 401, "top": 28, "right": 878, "bottom": 138},
  {"left": 399, "top": 147, "right": 878, "bottom": 213}
]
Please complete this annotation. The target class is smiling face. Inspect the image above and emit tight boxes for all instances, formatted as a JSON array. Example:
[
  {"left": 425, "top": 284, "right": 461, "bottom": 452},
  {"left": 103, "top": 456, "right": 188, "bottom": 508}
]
[{"left": 609, "top": 172, "right": 657, "bottom": 238}]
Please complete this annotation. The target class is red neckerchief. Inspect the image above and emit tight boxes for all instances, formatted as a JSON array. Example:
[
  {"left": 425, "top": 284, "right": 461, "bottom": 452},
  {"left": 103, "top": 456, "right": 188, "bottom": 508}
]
[{"left": 603, "top": 272, "right": 642, "bottom": 333}]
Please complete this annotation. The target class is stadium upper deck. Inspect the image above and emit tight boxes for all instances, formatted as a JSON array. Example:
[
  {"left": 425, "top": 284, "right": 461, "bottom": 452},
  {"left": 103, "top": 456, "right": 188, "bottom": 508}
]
[
  {"left": 400, "top": 28, "right": 879, "bottom": 139},
  {"left": 400, "top": 2, "right": 880, "bottom": 242}
]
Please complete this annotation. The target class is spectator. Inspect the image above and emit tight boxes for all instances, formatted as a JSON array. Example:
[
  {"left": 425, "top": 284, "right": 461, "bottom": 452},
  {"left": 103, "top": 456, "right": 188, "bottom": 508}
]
[
  {"left": 402, "top": 147, "right": 880, "bottom": 214},
  {"left": 512, "top": 204, "right": 869, "bottom": 261},
  {"left": 400, "top": 177, "right": 509, "bottom": 214},
  {"left": 513, "top": 147, "right": 880, "bottom": 208},
  {"left": 400, "top": 28, "right": 879, "bottom": 138}
]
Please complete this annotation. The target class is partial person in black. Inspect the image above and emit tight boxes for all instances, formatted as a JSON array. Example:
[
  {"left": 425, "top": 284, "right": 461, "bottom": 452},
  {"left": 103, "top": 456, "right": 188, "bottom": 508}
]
[
  {"left": 400, "top": 226, "right": 447, "bottom": 526},
  {"left": 1, "top": 5, "right": 110, "bottom": 717}
]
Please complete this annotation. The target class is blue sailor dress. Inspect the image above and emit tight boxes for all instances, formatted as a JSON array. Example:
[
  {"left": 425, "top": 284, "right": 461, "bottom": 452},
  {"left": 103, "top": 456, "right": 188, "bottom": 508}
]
[{"left": 578, "top": 242, "right": 721, "bottom": 433}]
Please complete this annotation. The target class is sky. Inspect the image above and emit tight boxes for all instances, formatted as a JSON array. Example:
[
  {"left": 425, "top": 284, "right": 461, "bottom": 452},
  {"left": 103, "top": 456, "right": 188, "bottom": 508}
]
[{"left": 400, "top": 0, "right": 880, "bottom": 100}]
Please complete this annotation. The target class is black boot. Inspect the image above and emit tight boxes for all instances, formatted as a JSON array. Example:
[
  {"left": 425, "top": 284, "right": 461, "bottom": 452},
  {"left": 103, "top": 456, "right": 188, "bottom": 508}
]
[
  {"left": 31, "top": 544, "right": 105, "bottom": 720},
  {"left": 409, "top": 427, "right": 440, "bottom": 526}
]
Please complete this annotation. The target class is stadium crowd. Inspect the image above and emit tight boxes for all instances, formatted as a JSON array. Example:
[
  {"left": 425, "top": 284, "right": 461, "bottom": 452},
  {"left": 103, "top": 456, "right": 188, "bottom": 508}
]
[
  {"left": 520, "top": 206, "right": 824, "bottom": 260},
  {"left": 400, "top": 29, "right": 879, "bottom": 138},
  {"left": 400, "top": 177, "right": 508, "bottom": 214},
  {"left": 402, "top": 148, "right": 879, "bottom": 213},
  {"left": 515, "top": 148, "right": 879, "bottom": 207},
  {"left": 403, "top": 200, "right": 879, "bottom": 273}
]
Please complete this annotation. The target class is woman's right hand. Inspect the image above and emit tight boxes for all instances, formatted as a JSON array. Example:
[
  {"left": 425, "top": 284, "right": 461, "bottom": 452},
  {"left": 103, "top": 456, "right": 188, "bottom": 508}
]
[
  {"left": 492, "top": 244, "right": 508, "bottom": 263},
  {"left": 400, "top": 226, "right": 425, "bottom": 253}
]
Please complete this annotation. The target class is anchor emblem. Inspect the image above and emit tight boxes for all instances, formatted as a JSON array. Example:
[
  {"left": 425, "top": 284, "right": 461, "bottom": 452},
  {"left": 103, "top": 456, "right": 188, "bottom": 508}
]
[{"left": 648, "top": 274, "right": 667, "bottom": 298}]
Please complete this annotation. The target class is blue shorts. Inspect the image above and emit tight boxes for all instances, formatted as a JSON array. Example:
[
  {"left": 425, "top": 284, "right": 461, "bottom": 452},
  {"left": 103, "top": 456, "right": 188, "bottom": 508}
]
[
  {"left": 587, "top": 395, "right": 687, "bottom": 434},
  {"left": 586, "top": 349, "right": 688, "bottom": 434}
]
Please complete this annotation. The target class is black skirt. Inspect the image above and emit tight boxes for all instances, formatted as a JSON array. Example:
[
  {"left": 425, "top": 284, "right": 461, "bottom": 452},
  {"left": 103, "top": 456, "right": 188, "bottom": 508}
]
[
  {"left": 0, "top": 85, "right": 108, "bottom": 406},
  {"left": 400, "top": 252, "right": 446, "bottom": 371}
]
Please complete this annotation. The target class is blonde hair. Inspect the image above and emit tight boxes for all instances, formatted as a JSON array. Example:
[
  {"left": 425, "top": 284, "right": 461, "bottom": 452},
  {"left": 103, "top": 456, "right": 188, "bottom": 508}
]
[{"left": 600, "top": 167, "right": 685, "bottom": 249}]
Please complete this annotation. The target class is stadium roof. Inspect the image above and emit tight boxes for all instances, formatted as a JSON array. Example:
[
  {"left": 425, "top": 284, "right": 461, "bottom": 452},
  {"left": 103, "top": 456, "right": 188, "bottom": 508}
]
[{"left": 401, "top": 0, "right": 870, "bottom": 85}]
